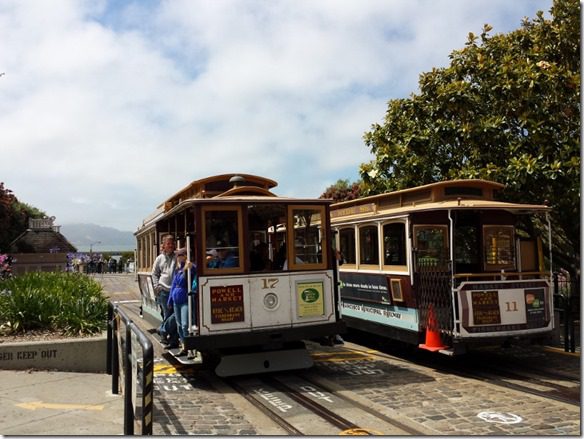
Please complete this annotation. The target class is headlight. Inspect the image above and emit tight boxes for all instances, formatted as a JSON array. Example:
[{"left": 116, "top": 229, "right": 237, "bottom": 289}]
[{"left": 264, "top": 293, "right": 278, "bottom": 310}]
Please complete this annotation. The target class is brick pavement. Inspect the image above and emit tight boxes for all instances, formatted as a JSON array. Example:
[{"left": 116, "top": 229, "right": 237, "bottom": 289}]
[
  {"left": 142, "top": 341, "right": 580, "bottom": 436},
  {"left": 308, "top": 342, "right": 581, "bottom": 436},
  {"left": 98, "top": 274, "right": 285, "bottom": 435},
  {"left": 100, "top": 274, "right": 581, "bottom": 436},
  {"left": 152, "top": 364, "right": 260, "bottom": 435}
]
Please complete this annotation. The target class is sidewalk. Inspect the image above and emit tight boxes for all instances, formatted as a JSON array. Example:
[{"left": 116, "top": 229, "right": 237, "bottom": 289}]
[{"left": 0, "top": 370, "right": 123, "bottom": 435}]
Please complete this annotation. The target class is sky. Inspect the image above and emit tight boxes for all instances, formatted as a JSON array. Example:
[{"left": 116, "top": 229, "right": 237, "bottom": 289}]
[{"left": 0, "top": 0, "right": 553, "bottom": 232}]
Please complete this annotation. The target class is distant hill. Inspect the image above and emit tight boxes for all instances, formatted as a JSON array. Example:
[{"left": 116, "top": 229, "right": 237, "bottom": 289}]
[{"left": 60, "top": 223, "right": 135, "bottom": 252}]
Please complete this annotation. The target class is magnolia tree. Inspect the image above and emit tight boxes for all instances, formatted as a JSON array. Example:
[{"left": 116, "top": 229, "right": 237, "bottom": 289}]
[{"left": 360, "top": 0, "right": 580, "bottom": 273}]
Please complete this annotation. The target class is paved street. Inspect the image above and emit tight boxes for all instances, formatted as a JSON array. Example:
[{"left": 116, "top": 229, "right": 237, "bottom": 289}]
[
  {"left": 100, "top": 274, "right": 580, "bottom": 436},
  {"left": 2, "top": 274, "right": 578, "bottom": 436}
]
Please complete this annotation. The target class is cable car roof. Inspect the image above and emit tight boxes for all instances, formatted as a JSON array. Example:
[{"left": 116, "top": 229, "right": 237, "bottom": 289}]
[
  {"left": 330, "top": 179, "right": 550, "bottom": 222},
  {"left": 158, "top": 173, "right": 278, "bottom": 210}
]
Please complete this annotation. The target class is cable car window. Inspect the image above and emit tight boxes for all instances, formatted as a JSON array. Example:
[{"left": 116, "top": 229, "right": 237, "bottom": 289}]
[
  {"left": 339, "top": 228, "right": 356, "bottom": 264},
  {"left": 247, "top": 204, "right": 286, "bottom": 271},
  {"left": 483, "top": 225, "right": 515, "bottom": 270},
  {"left": 359, "top": 225, "right": 379, "bottom": 265},
  {"left": 203, "top": 207, "right": 243, "bottom": 272},
  {"left": 383, "top": 223, "right": 406, "bottom": 266},
  {"left": 455, "top": 225, "right": 480, "bottom": 264},
  {"left": 414, "top": 225, "right": 448, "bottom": 262},
  {"left": 288, "top": 206, "right": 327, "bottom": 270}
]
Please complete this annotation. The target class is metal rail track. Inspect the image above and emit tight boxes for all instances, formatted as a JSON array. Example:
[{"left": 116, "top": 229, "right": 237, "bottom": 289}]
[
  {"left": 225, "top": 374, "right": 426, "bottom": 436},
  {"left": 263, "top": 375, "right": 370, "bottom": 434},
  {"left": 226, "top": 378, "right": 304, "bottom": 435},
  {"left": 451, "top": 365, "right": 581, "bottom": 407},
  {"left": 297, "top": 372, "right": 428, "bottom": 436},
  {"left": 340, "top": 344, "right": 580, "bottom": 407}
]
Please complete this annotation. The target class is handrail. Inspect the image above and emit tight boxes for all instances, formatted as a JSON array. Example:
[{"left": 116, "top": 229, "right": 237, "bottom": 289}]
[
  {"left": 453, "top": 271, "right": 550, "bottom": 280},
  {"left": 107, "top": 302, "right": 154, "bottom": 435}
]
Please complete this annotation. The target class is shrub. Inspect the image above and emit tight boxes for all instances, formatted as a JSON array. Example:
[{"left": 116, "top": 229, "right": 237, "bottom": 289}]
[{"left": 0, "top": 272, "right": 108, "bottom": 336}]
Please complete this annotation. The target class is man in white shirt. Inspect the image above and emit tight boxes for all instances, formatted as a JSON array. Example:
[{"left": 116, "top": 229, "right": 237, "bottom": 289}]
[{"left": 151, "top": 234, "right": 176, "bottom": 341}]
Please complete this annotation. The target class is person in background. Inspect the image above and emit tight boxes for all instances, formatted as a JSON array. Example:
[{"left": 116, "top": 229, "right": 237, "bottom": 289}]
[
  {"left": 109, "top": 258, "right": 117, "bottom": 273},
  {"left": 216, "top": 241, "right": 238, "bottom": 268},
  {"left": 151, "top": 235, "right": 176, "bottom": 343},
  {"left": 168, "top": 247, "right": 197, "bottom": 357},
  {"left": 206, "top": 249, "right": 220, "bottom": 268},
  {"left": 218, "top": 248, "right": 238, "bottom": 268}
]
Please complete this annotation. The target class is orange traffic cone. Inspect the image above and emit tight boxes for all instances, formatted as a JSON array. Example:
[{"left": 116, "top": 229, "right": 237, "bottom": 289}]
[{"left": 419, "top": 304, "right": 447, "bottom": 352}]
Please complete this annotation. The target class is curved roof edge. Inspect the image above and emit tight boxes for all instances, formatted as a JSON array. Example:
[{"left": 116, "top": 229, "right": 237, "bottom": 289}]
[
  {"left": 158, "top": 173, "right": 278, "bottom": 209},
  {"left": 332, "top": 179, "right": 506, "bottom": 209},
  {"left": 214, "top": 186, "right": 278, "bottom": 198}
]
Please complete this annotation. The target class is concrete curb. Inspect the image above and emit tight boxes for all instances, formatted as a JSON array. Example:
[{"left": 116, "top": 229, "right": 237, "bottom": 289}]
[{"left": 0, "top": 333, "right": 108, "bottom": 373}]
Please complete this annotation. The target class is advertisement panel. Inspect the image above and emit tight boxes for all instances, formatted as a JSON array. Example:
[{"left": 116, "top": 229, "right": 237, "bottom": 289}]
[
  {"left": 339, "top": 272, "right": 391, "bottom": 304},
  {"left": 457, "top": 280, "right": 550, "bottom": 335},
  {"left": 297, "top": 281, "right": 324, "bottom": 317}
]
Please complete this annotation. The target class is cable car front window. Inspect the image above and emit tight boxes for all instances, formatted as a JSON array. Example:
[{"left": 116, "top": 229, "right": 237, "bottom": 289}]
[
  {"left": 204, "top": 208, "right": 241, "bottom": 270},
  {"left": 483, "top": 225, "right": 515, "bottom": 270},
  {"left": 288, "top": 206, "right": 327, "bottom": 270},
  {"left": 247, "top": 204, "right": 286, "bottom": 272}
]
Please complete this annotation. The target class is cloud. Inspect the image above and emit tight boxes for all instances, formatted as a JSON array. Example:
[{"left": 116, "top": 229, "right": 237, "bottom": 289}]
[{"left": 0, "top": 0, "right": 552, "bottom": 231}]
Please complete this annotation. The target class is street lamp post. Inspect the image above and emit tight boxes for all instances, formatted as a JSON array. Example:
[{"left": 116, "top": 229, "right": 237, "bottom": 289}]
[
  {"left": 89, "top": 241, "right": 101, "bottom": 273},
  {"left": 89, "top": 241, "right": 101, "bottom": 256}
]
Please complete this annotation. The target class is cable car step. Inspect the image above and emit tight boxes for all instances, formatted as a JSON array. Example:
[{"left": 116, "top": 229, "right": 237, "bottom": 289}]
[{"left": 168, "top": 348, "right": 203, "bottom": 365}]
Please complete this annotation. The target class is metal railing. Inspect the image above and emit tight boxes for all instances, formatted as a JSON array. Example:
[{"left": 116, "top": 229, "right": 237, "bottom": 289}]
[
  {"left": 107, "top": 302, "right": 154, "bottom": 435},
  {"left": 553, "top": 272, "right": 580, "bottom": 353}
]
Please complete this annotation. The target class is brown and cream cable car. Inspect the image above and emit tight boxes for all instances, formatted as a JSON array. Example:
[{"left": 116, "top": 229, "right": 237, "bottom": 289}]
[
  {"left": 330, "top": 179, "right": 553, "bottom": 355},
  {"left": 135, "top": 174, "right": 344, "bottom": 375}
]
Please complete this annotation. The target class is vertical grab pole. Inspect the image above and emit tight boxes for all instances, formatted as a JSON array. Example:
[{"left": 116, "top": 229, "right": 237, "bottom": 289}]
[
  {"left": 186, "top": 234, "right": 193, "bottom": 335},
  {"left": 448, "top": 209, "right": 457, "bottom": 334}
]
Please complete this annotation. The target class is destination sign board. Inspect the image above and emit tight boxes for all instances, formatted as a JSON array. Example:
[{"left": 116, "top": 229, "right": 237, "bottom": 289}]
[
  {"left": 210, "top": 285, "right": 245, "bottom": 323},
  {"left": 331, "top": 203, "right": 376, "bottom": 218},
  {"left": 471, "top": 290, "right": 501, "bottom": 325}
]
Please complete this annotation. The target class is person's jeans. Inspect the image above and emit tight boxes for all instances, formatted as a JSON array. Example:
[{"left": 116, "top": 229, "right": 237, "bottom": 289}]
[
  {"left": 157, "top": 289, "right": 170, "bottom": 319},
  {"left": 161, "top": 313, "right": 179, "bottom": 346},
  {"left": 157, "top": 289, "right": 170, "bottom": 335},
  {"left": 174, "top": 301, "right": 190, "bottom": 343}
]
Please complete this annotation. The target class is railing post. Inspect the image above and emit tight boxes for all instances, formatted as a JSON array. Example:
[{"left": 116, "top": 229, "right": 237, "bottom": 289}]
[
  {"left": 110, "top": 303, "right": 154, "bottom": 435},
  {"left": 107, "top": 303, "right": 113, "bottom": 375},
  {"left": 569, "top": 294, "right": 575, "bottom": 353},
  {"left": 568, "top": 275, "right": 579, "bottom": 353},
  {"left": 142, "top": 342, "right": 154, "bottom": 435},
  {"left": 124, "top": 322, "right": 134, "bottom": 436},
  {"left": 111, "top": 308, "right": 120, "bottom": 395},
  {"left": 564, "top": 307, "right": 570, "bottom": 352}
]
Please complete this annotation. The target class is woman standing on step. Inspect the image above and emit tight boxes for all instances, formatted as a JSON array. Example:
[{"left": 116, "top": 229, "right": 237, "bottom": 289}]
[{"left": 168, "top": 247, "right": 197, "bottom": 357}]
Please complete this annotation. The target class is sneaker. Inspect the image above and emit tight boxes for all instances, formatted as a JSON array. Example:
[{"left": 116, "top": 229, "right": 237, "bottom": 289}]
[
  {"left": 191, "top": 325, "right": 198, "bottom": 331},
  {"left": 176, "top": 349, "right": 188, "bottom": 357}
]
